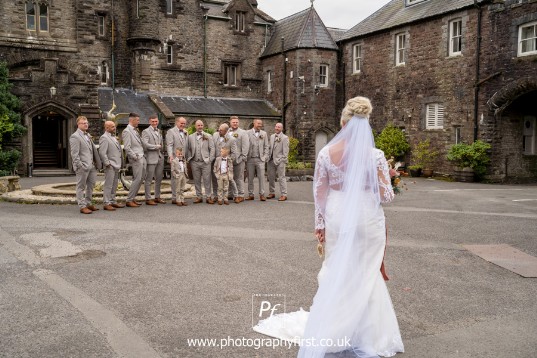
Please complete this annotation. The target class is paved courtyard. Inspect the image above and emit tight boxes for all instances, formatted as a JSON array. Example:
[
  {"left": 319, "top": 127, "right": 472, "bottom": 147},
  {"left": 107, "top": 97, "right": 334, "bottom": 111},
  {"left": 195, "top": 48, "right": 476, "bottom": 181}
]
[{"left": 1, "top": 177, "right": 536, "bottom": 357}]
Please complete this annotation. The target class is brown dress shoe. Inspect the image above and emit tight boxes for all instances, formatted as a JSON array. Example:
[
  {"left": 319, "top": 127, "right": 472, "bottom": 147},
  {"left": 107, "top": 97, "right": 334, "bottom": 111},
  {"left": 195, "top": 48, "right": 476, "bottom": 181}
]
[
  {"left": 103, "top": 204, "right": 116, "bottom": 211},
  {"left": 126, "top": 201, "right": 140, "bottom": 208},
  {"left": 260, "top": 195, "right": 266, "bottom": 201},
  {"left": 224, "top": 200, "right": 229, "bottom": 205},
  {"left": 267, "top": 193, "right": 276, "bottom": 199},
  {"left": 206, "top": 198, "right": 215, "bottom": 204},
  {"left": 218, "top": 200, "right": 223, "bottom": 205},
  {"left": 80, "top": 207, "right": 92, "bottom": 214},
  {"left": 193, "top": 198, "right": 203, "bottom": 204},
  {"left": 134, "top": 200, "right": 143, "bottom": 205},
  {"left": 239, "top": 197, "right": 245, "bottom": 202},
  {"left": 278, "top": 196, "right": 287, "bottom": 201},
  {"left": 181, "top": 201, "right": 187, "bottom": 206},
  {"left": 111, "top": 203, "right": 125, "bottom": 208},
  {"left": 246, "top": 195, "right": 255, "bottom": 200},
  {"left": 234, "top": 197, "right": 241, "bottom": 204},
  {"left": 171, "top": 200, "right": 177, "bottom": 204},
  {"left": 155, "top": 198, "right": 166, "bottom": 204},
  {"left": 146, "top": 200, "right": 157, "bottom": 206},
  {"left": 86, "top": 205, "right": 99, "bottom": 211},
  {"left": 175, "top": 201, "right": 183, "bottom": 206}
]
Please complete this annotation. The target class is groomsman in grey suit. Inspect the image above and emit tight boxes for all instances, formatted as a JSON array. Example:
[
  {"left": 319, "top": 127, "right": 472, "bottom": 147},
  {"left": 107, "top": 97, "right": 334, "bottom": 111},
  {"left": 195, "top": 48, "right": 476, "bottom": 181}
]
[
  {"left": 166, "top": 116, "right": 189, "bottom": 204},
  {"left": 228, "top": 116, "right": 249, "bottom": 203},
  {"left": 246, "top": 118, "right": 269, "bottom": 201},
  {"left": 211, "top": 123, "right": 237, "bottom": 201},
  {"left": 122, "top": 112, "right": 146, "bottom": 207},
  {"left": 69, "top": 116, "right": 102, "bottom": 214},
  {"left": 98, "top": 121, "right": 125, "bottom": 211},
  {"left": 267, "top": 122, "right": 289, "bottom": 201},
  {"left": 187, "top": 120, "right": 215, "bottom": 204},
  {"left": 142, "top": 115, "right": 165, "bottom": 205}
]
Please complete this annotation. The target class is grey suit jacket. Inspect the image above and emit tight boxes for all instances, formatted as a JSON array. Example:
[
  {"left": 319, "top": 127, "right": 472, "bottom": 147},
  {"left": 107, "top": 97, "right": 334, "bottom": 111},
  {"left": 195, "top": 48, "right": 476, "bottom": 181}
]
[
  {"left": 212, "top": 132, "right": 238, "bottom": 162},
  {"left": 122, "top": 125, "right": 145, "bottom": 163},
  {"left": 247, "top": 129, "right": 270, "bottom": 162},
  {"left": 142, "top": 126, "right": 164, "bottom": 165},
  {"left": 213, "top": 157, "right": 234, "bottom": 180},
  {"left": 70, "top": 129, "right": 102, "bottom": 171},
  {"left": 269, "top": 133, "right": 290, "bottom": 165},
  {"left": 166, "top": 126, "right": 189, "bottom": 159},
  {"left": 99, "top": 132, "right": 123, "bottom": 170},
  {"left": 227, "top": 128, "right": 249, "bottom": 164},
  {"left": 187, "top": 132, "right": 215, "bottom": 164}
]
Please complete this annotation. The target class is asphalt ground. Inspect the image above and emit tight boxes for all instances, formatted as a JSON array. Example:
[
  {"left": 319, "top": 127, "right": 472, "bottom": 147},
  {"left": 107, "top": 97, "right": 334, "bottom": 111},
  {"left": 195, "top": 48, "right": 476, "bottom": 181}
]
[{"left": 1, "top": 177, "right": 536, "bottom": 357}]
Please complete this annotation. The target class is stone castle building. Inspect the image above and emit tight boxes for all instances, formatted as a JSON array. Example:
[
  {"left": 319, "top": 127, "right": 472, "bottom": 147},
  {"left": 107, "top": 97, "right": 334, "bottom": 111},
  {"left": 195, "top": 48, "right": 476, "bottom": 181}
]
[{"left": 1, "top": 0, "right": 536, "bottom": 180}]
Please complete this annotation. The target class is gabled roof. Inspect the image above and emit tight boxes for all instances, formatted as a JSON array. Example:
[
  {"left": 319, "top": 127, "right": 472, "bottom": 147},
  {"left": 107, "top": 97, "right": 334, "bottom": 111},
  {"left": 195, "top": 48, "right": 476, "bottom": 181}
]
[
  {"left": 201, "top": 0, "right": 275, "bottom": 24},
  {"left": 341, "top": 0, "right": 480, "bottom": 41},
  {"left": 160, "top": 96, "right": 280, "bottom": 118},
  {"left": 261, "top": 6, "right": 338, "bottom": 58},
  {"left": 98, "top": 88, "right": 158, "bottom": 125}
]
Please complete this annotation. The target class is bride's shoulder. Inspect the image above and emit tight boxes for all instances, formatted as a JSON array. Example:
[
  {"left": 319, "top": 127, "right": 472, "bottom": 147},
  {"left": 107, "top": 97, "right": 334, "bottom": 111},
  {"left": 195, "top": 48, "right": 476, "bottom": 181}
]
[{"left": 373, "top": 148, "right": 387, "bottom": 162}]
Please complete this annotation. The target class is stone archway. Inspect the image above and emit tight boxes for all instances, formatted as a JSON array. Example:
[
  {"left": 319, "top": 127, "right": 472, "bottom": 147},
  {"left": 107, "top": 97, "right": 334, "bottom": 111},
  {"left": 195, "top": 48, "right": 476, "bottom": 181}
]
[
  {"left": 487, "top": 78, "right": 537, "bottom": 115},
  {"left": 23, "top": 101, "right": 77, "bottom": 175}
]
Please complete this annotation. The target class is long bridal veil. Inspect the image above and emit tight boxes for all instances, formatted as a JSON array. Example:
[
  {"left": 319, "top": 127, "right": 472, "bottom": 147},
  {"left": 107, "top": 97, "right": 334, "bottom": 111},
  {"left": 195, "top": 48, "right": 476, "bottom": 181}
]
[{"left": 299, "top": 116, "right": 402, "bottom": 358}]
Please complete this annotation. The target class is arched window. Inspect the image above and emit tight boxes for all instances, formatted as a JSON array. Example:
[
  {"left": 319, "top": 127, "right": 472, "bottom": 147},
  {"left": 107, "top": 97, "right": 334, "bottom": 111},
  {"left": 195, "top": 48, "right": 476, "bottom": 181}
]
[{"left": 25, "top": 2, "right": 49, "bottom": 32}]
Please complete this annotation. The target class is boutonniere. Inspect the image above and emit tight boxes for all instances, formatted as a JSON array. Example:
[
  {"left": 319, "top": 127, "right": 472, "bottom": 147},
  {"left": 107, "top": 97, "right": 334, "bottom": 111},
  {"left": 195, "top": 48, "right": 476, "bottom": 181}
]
[
  {"left": 276, "top": 137, "right": 281, "bottom": 142},
  {"left": 233, "top": 133, "right": 238, "bottom": 138},
  {"left": 202, "top": 134, "right": 208, "bottom": 141},
  {"left": 224, "top": 137, "right": 229, "bottom": 143},
  {"left": 259, "top": 134, "right": 264, "bottom": 139}
]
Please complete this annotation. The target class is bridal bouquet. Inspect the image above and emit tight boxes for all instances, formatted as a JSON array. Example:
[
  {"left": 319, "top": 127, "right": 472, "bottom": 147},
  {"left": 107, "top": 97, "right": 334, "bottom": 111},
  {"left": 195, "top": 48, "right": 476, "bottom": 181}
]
[{"left": 388, "top": 157, "right": 406, "bottom": 195}]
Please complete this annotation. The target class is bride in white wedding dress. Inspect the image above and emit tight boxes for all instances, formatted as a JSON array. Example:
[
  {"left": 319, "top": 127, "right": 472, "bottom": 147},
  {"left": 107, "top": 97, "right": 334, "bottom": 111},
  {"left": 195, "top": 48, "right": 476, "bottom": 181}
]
[{"left": 254, "top": 96, "right": 404, "bottom": 357}]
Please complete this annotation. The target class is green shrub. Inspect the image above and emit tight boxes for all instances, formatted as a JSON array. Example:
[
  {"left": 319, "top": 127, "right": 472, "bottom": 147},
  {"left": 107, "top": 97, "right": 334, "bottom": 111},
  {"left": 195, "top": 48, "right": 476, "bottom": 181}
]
[
  {"left": 411, "top": 139, "right": 439, "bottom": 169},
  {"left": 447, "top": 140, "right": 491, "bottom": 178},
  {"left": 288, "top": 137, "right": 299, "bottom": 163},
  {"left": 375, "top": 124, "right": 410, "bottom": 159},
  {"left": 186, "top": 124, "right": 215, "bottom": 135},
  {"left": 0, "top": 149, "right": 21, "bottom": 176}
]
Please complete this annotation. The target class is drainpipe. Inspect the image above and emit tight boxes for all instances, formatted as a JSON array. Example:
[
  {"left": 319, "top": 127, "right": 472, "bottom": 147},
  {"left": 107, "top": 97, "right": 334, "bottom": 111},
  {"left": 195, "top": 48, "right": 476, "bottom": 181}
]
[
  {"left": 281, "top": 37, "right": 287, "bottom": 131},
  {"left": 202, "top": 6, "right": 209, "bottom": 98},
  {"left": 473, "top": 0, "right": 482, "bottom": 141}
]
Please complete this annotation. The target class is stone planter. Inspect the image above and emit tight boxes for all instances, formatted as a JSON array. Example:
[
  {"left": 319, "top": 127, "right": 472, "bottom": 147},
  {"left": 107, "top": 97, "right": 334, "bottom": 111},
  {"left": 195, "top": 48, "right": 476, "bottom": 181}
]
[
  {"left": 454, "top": 167, "right": 475, "bottom": 182},
  {"left": 422, "top": 168, "right": 434, "bottom": 178},
  {"left": 409, "top": 168, "right": 422, "bottom": 177},
  {"left": 286, "top": 168, "right": 314, "bottom": 177}
]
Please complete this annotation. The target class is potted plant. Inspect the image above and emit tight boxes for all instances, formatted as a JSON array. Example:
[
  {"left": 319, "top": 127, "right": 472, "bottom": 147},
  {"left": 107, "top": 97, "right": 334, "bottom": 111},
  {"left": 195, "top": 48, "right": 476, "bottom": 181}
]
[
  {"left": 411, "top": 139, "right": 438, "bottom": 178},
  {"left": 407, "top": 164, "right": 422, "bottom": 177},
  {"left": 374, "top": 124, "right": 410, "bottom": 159},
  {"left": 447, "top": 140, "right": 491, "bottom": 182}
]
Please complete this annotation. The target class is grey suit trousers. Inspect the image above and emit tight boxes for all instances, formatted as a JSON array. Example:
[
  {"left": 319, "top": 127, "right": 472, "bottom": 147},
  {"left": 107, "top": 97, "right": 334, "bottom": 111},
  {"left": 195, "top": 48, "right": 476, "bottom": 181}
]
[
  {"left": 103, "top": 166, "right": 119, "bottom": 205},
  {"left": 268, "top": 161, "right": 287, "bottom": 196},
  {"left": 231, "top": 161, "right": 245, "bottom": 198},
  {"left": 75, "top": 166, "right": 97, "bottom": 208},
  {"left": 190, "top": 160, "right": 211, "bottom": 199},
  {"left": 145, "top": 158, "right": 164, "bottom": 199},
  {"left": 247, "top": 157, "right": 265, "bottom": 196},
  {"left": 127, "top": 157, "right": 146, "bottom": 202}
]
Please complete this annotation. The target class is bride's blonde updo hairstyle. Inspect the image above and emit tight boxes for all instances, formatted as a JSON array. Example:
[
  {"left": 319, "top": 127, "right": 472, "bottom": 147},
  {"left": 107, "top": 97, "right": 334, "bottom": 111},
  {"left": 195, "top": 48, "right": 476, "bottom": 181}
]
[{"left": 340, "top": 96, "right": 373, "bottom": 126}]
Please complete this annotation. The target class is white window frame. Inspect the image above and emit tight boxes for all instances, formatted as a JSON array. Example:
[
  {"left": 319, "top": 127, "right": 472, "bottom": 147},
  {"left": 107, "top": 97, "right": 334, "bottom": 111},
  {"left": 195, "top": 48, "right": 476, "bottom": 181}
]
[
  {"left": 166, "top": 0, "right": 173, "bottom": 15},
  {"left": 352, "top": 43, "right": 362, "bottom": 73},
  {"left": 319, "top": 64, "right": 328, "bottom": 87},
  {"left": 100, "top": 61, "right": 109, "bottom": 85},
  {"left": 224, "top": 64, "right": 238, "bottom": 87},
  {"left": 523, "top": 116, "right": 536, "bottom": 155},
  {"left": 518, "top": 21, "right": 537, "bottom": 57},
  {"left": 395, "top": 33, "right": 406, "bottom": 66},
  {"left": 98, "top": 15, "right": 105, "bottom": 37},
  {"left": 38, "top": 3, "right": 49, "bottom": 32},
  {"left": 406, "top": 0, "right": 427, "bottom": 6},
  {"left": 449, "top": 19, "right": 462, "bottom": 56},
  {"left": 234, "top": 11, "right": 246, "bottom": 33},
  {"left": 426, "top": 103, "right": 444, "bottom": 130},
  {"left": 26, "top": 2, "right": 36, "bottom": 31},
  {"left": 267, "top": 70, "right": 272, "bottom": 93},
  {"left": 166, "top": 44, "right": 173, "bottom": 64}
]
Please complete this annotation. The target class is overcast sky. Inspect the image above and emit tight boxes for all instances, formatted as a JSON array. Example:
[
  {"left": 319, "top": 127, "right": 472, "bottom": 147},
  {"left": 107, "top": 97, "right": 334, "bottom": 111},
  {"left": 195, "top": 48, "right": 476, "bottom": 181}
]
[{"left": 256, "top": 0, "right": 392, "bottom": 30}]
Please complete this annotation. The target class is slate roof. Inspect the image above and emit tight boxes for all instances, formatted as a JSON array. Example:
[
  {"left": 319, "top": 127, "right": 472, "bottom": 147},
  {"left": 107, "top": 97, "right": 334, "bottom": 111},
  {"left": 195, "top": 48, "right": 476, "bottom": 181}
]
[
  {"left": 98, "top": 88, "right": 159, "bottom": 125},
  {"left": 261, "top": 6, "right": 338, "bottom": 58},
  {"left": 200, "top": 0, "right": 275, "bottom": 24},
  {"left": 160, "top": 96, "right": 280, "bottom": 118},
  {"left": 341, "top": 0, "right": 479, "bottom": 41},
  {"left": 327, "top": 27, "right": 347, "bottom": 42}
]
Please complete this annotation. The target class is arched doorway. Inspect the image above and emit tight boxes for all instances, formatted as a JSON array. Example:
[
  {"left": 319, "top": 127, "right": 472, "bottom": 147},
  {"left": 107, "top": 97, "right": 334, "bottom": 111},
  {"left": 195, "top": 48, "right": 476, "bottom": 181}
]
[
  {"left": 315, "top": 130, "right": 329, "bottom": 158},
  {"left": 32, "top": 111, "right": 69, "bottom": 169}
]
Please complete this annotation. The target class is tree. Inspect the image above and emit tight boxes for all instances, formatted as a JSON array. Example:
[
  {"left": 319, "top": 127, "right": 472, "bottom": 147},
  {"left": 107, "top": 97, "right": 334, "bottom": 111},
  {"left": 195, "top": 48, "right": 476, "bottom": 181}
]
[
  {"left": 0, "top": 62, "right": 25, "bottom": 176},
  {"left": 374, "top": 124, "right": 410, "bottom": 159}
]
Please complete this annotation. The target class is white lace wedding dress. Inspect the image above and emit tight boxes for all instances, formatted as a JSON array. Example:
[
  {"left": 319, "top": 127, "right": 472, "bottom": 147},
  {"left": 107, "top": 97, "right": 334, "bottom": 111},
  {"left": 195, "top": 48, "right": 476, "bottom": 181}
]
[{"left": 254, "top": 146, "right": 404, "bottom": 358}]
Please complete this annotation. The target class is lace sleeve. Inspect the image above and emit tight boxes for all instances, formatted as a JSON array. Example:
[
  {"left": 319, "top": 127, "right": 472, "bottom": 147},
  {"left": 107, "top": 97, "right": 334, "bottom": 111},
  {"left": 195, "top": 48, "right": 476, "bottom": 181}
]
[
  {"left": 313, "top": 150, "right": 329, "bottom": 230},
  {"left": 376, "top": 151, "right": 394, "bottom": 204}
]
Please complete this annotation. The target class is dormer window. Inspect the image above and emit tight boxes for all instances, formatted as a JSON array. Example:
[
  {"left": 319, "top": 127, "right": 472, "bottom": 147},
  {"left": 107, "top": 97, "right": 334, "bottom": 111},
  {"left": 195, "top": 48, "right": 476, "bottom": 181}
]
[
  {"left": 406, "top": 0, "right": 428, "bottom": 6},
  {"left": 235, "top": 11, "right": 246, "bottom": 32}
]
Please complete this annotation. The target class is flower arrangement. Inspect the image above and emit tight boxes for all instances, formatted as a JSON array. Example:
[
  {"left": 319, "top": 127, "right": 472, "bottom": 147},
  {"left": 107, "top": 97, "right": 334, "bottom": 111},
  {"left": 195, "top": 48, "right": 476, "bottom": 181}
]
[{"left": 387, "top": 157, "right": 406, "bottom": 195}]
